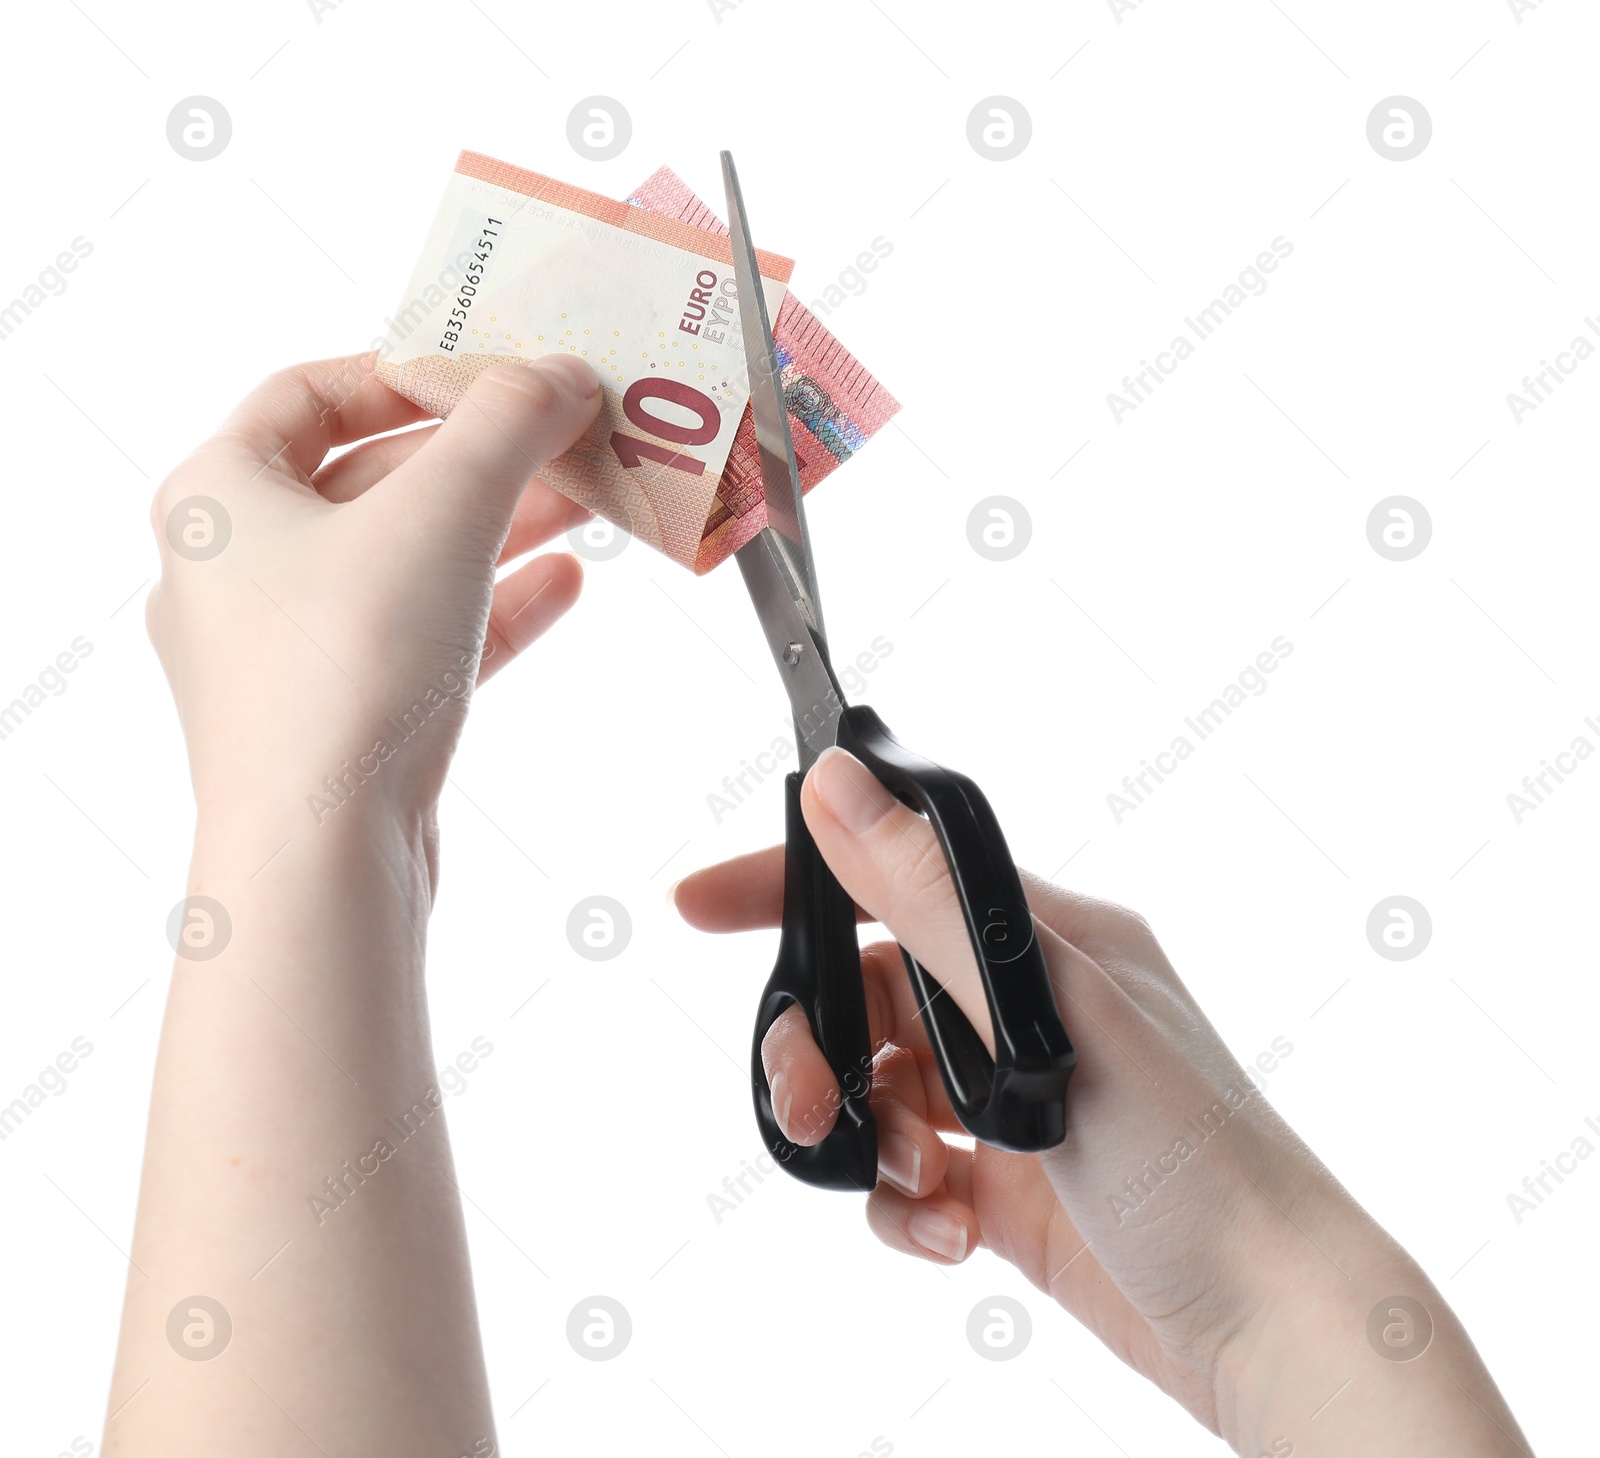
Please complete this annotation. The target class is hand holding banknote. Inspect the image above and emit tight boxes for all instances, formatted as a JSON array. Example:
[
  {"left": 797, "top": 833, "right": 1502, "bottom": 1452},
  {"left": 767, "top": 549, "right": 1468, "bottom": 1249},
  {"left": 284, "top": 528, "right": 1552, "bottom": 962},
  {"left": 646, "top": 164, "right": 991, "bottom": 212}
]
[
  {"left": 107, "top": 352, "right": 604, "bottom": 1454},
  {"left": 147, "top": 350, "right": 601, "bottom": 838}
]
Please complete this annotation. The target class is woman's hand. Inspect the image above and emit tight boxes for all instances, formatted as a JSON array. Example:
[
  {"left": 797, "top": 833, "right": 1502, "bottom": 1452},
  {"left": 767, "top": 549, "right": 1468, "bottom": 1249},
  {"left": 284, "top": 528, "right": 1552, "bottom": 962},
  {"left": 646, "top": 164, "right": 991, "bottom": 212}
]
[
  {"left": 675, "top": 747, "right": 1529, "bottom": 1458},
  {"left": 147, "top": 349, "right": 600, "bottom": 855},
  {"left": 104, "top": 352, "right": 601, "bottom": 1457}
]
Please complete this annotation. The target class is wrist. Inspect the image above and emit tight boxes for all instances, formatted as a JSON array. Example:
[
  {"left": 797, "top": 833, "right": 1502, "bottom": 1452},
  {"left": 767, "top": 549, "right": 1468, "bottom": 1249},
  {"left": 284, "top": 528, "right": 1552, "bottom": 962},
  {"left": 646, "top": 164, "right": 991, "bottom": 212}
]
[
  {"left": 183, "top": 692, "right": 465, "bottom": 859},
  {"left": 1215, "top": 1216, "right": 1525, "bottom": 1457},
  {"left": 189, "top": 789, "right": 437, "bottom": 929}
]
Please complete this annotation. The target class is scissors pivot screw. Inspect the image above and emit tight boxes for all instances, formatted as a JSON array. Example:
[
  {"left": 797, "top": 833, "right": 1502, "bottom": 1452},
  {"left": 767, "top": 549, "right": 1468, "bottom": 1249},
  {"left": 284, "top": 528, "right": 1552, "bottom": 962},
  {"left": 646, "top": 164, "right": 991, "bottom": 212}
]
[{"left": 782, "top": 641, "right": 805, "bottom": 665}]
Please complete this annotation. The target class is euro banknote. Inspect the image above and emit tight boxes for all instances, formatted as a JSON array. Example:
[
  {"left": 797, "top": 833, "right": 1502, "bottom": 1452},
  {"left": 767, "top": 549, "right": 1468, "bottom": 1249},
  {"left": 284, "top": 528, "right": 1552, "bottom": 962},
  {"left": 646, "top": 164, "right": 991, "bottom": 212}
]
[
  {"left": 376, "top": 152, "right": 897, "bottom": 572},
  {"left": 375, "top": 151, "right": 794, "bottom": 568},
  {"left": 625, "top": 168, "right": 900, "bottom": 572}
]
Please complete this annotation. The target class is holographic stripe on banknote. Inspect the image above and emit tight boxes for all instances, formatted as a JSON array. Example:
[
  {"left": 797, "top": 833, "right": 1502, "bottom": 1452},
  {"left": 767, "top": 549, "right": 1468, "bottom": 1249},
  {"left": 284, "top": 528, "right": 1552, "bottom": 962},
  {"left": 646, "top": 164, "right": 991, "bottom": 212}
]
[{"left": 626, "top": 167, "right": 900, "bottom": 574}]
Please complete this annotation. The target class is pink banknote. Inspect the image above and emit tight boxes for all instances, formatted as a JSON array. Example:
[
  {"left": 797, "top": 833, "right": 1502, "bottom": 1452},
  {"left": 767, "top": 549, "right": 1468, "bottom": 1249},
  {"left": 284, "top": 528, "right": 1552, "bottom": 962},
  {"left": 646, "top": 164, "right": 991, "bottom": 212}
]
[
  {"left": 626, "top": 167, "right": 900, "bottom": 573},
  {"left": 375, "top": 152, "right": 896, "bottom": 572}
]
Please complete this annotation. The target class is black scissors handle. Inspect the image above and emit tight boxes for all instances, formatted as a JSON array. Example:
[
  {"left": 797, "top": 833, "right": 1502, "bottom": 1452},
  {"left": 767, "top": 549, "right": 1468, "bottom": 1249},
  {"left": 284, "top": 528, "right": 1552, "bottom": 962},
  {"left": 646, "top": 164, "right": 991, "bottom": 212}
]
[
  {"left": 751, "top": 705, "right": 1077, "bottom": 1190},
  {"left": 751, "top": 773, "right": 877, "bottom": 1191}
]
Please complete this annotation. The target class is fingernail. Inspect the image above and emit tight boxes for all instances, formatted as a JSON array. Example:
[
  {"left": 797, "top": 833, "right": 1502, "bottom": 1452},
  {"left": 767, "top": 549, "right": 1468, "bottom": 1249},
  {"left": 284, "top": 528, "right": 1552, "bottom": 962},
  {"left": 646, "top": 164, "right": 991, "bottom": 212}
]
[
  {"left": 666, "top": 877, "right": 683, "bottom": 910},
  {"left": 531, "top": 352, "right": 600, "bottom": 400},
  {"left": 768, "top": 1068, "right": 794, "bottom": 1140},
  {"left": 878, "top": 1132, "right": 922, "bottom": 1197},
  {"left": 907, "top": 1208, "right": 968, "bottom": 1263},
  {"left": 813, "top": 746, "right": 893, "bottom": 835}
]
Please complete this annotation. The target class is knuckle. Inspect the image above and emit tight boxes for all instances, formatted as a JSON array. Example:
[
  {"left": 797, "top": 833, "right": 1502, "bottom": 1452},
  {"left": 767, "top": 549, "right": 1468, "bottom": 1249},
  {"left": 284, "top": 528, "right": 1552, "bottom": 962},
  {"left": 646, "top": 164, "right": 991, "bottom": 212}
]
[
  {"left": 1106, "top": 900, "right": 1156, "bottom": 941},
  {"left": 1063, "top": 883, "right": 1155, "bottom": 943},
  {"left": 1021, "top": 872, "right": 1162, "bottom": 957},
  {"left": 861, "top": 938, "right": 902, "bottom": 968},
  {"left": 1107, "top": 902, "right": 1158, "bottom": 934},
  {"left": 148, "top": 476, "right": 179, "bottom": 541},
  {"left": 246, "top": 363, "right": 316, "bottom": 426},
  {"left": 871, "top": 1045, "right": 917, "bottom": 1087},
  {"left": 266, "top": 362, "right": 308, "bottom": 397},
  {"left": 149, "top": 460, "right": 215, "bottom": 547}
]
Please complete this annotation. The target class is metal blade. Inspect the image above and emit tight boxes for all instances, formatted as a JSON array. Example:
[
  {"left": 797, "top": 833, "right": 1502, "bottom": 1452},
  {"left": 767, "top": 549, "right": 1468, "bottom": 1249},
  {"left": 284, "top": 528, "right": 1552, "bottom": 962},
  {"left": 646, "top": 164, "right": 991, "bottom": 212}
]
[
  {"left": 721, "top": 150, "right": 824, "bottom": 639},
  {"left": 737, "top": 538, "right": 845, "bottom": 773}
]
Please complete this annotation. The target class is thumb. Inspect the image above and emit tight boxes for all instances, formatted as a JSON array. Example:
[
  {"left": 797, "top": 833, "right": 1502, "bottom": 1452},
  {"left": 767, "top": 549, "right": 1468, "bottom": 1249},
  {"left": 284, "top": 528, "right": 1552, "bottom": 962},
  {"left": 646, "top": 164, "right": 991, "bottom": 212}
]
[
  {"left": 387, "top": 355, "right": 601, "bottom": 549},
  {"left": 801, "top": 746, "right": 995, "bottom": 1050}
]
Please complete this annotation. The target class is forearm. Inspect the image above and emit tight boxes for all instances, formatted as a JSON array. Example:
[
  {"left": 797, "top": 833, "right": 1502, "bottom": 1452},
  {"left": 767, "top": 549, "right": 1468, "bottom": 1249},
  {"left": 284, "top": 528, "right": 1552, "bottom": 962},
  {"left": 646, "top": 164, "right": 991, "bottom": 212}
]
[
  {"left": 104, "top": 805, "right": 493, "bottom": 1456},
  {"left": 1217, "top": 1198, "right": 1530, "bottom": 1457}
]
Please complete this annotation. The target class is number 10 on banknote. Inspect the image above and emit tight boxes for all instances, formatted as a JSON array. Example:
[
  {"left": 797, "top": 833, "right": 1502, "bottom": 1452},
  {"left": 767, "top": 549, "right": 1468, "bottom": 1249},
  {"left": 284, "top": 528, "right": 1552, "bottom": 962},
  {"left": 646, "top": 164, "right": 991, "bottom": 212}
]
[{"left": 375, "top": 151, "right": 795, "bottom": 569}]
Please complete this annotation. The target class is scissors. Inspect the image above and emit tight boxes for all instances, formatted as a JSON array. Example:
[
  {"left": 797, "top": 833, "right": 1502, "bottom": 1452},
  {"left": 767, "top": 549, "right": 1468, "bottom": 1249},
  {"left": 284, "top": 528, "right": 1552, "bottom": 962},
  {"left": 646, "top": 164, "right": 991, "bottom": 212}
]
[{"left": 721, "top": 152, "right": 1077, "bottom": 1192}]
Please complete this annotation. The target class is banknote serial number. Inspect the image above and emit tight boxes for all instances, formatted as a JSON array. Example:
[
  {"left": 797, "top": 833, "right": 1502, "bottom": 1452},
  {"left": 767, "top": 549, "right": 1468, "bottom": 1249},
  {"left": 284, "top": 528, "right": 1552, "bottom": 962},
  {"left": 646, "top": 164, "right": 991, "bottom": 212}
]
[{"left": 438, "top": 217, "right": 503, "bottom": 352}]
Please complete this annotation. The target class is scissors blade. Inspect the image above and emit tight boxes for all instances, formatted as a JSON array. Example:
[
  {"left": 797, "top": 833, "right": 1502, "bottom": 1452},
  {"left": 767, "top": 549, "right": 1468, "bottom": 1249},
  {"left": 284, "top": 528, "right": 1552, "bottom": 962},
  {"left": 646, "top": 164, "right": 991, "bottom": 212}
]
[
  {"left": 721, "top": 150, "right": 824, "bottom": 639},
  {"left": 736, "top": 535, "right": 845, "bottom": 772}
]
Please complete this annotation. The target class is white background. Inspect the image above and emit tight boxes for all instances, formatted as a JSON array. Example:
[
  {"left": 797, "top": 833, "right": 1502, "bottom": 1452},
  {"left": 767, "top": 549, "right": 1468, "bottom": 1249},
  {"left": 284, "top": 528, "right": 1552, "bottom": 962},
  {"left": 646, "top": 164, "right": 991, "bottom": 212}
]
[{"left": 0, "top": 1, "right": 1592, "bottom": 1454}]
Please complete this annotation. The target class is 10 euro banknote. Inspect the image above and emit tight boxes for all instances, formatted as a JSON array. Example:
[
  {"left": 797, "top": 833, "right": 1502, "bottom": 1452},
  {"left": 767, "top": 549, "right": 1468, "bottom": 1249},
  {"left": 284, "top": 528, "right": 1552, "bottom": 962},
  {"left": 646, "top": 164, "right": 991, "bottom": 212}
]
[
  {"left": 625, "top": 167, "right": 900, "bottom": 572},
  {"left": 375, "top": 152, "right": 897, "bottom": 572}
]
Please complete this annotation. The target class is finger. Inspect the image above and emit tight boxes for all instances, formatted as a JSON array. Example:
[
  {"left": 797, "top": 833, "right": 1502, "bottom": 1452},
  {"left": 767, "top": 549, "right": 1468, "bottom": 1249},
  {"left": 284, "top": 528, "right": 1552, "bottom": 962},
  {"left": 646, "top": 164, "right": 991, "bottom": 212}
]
[
  {"left": 499, "top": 476, "right": 593, "bottom": 565},
  {"left": 871, "top": 1033, "right": 963, "bottom": 1136},
  {"left": 802, "top": 746, "right": 991, "bottom": 1044},
  {"left": 753, "top": 949, "right": 887, "bottom": 1149},
  {"left": 927, "top": 1141, "right": 1121, "bottom": 1330},
  {"left": 857, "top": 940, "right": 963, "bottom": 1066},
  {"left": 866, "top": 1173, "right": 977, "bottom": 1266},
  {"left": 213, "top": 353, "right": 430, "bottom": 482},
  {"left": 871, "top": 1050, "right": 953, "bottom": 1197},
  {"left": 477, "top": 553, "right": 584, "bottom": 685},
  {"left": 673, "top": 845, "right": 786, "bottom": 930},
  {"left": 867, "top": 1137, "right": 1129, "bottom": 1322},
  {"left": 671, "top": 843, "right": 872, "bottom": 932},
  {"left": 758, "top": 1005, "right": 839, "bottom": 1147},
  {"left": 673, "top": 839, "right": 1159, "bottom": 961},
  {"left": 757, "top": 967, "right": 962, "bottom": 1159},
  {"left": 311, "top": 421, "right": 591, "bottom": 548},
  {"left": 385, "top": 357, "right": 600, "bottom": 552},
  {"left": 310, "top": 424, "right": 437, "bottom": 502}
]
